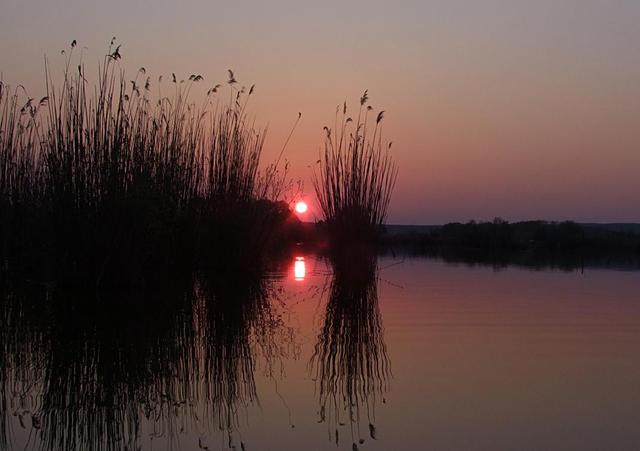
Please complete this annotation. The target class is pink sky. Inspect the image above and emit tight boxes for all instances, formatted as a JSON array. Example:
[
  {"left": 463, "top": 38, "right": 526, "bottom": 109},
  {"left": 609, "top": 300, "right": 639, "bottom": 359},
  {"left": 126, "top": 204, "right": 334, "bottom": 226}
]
[{"left": 2, "top": 0, "right": 639, "bottom": 224}]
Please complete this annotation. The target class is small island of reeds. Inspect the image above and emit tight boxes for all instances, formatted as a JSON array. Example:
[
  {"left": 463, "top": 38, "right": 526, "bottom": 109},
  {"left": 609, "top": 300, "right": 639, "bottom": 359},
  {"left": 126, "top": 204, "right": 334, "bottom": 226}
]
[{"left": 312, "top": 90, "right": 397, "bottom": 265}]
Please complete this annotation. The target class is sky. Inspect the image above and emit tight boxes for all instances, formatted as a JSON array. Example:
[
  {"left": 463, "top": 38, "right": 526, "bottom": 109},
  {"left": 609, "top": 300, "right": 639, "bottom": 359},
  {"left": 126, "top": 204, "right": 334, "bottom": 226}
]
[{"left": 1, "top": 0, "right": 639, "bottom": 224}]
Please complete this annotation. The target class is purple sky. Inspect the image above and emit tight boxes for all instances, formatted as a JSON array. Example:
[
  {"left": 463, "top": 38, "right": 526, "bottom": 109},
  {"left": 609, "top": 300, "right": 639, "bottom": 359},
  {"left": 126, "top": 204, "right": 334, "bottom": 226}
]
[{"left": 2, "top": 0, "right": 639, "bottom": 224}]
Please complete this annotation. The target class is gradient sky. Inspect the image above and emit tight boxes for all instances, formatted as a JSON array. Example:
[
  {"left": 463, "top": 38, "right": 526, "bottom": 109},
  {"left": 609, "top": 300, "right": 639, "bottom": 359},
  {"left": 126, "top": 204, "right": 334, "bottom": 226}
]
[{"left": 2, "top": 0, "right": 639, "bottom": 224}]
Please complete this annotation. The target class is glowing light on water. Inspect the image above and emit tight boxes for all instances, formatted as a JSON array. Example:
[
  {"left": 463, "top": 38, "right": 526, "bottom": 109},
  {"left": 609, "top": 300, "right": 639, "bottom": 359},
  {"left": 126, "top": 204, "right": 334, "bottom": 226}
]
[{"left": 294, "top": 257, "right": 305, "bottom": 281}]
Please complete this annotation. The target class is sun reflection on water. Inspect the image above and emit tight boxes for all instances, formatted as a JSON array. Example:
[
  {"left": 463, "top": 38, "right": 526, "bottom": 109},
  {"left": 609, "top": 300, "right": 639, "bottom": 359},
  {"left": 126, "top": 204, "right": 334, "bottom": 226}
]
[{"left": 294, "top": 257, "right": 305, "bottom": 281}]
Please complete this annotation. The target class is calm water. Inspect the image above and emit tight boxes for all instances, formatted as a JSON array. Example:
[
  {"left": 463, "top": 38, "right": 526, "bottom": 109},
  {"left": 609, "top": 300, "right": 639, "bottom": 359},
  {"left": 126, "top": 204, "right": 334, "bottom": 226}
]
[{"left": 2, "top": 256, "right": 640, "bottom": 450}]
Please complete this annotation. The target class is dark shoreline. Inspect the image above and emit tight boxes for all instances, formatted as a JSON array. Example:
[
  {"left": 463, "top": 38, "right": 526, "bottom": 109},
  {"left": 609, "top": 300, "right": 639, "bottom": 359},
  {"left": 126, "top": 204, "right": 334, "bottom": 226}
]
[{"left": 295, "top": 219, "right": 640, "bottom": 272}]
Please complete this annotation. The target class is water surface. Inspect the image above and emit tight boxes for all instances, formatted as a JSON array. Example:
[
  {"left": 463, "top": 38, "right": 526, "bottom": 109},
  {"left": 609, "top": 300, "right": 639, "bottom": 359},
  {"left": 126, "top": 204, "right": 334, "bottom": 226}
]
[{"left": 2, "top": 256, "right": 639, "bottom": 450}]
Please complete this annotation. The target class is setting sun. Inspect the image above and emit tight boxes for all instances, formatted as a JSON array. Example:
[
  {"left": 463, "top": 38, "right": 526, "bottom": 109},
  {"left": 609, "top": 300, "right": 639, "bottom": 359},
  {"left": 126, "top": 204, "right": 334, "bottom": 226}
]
[{"left": 294, "top": 201, "right": 308, "bottom": 214}]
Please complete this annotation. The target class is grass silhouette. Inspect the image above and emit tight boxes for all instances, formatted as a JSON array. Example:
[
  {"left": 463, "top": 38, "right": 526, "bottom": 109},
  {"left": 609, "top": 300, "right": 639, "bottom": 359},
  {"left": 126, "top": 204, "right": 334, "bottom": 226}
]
[
  {"left": 0, "top": 40, "right": 299, "bottom": 287},
  {"left": 312, "top": 91, "right": 397, "bottom": 247}
]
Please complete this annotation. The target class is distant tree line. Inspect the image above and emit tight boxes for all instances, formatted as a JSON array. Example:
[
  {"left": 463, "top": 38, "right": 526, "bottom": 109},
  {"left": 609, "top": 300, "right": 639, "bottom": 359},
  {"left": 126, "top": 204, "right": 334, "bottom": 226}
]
[{"left": 376, "top": 219, "right": 640, "bottom": 269}]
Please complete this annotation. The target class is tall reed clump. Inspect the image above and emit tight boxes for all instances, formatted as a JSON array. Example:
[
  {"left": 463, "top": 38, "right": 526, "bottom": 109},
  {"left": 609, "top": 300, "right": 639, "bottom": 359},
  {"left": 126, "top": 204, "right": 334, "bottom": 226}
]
[
  {"left": 0, "top": 81, "right": 44, "bottom": 276},
  {"left": 200, "top": 73, "right": 299, "bottom": 271},
  {"left": 41, "top": 41, "right": 205, "bottom": 286},
  {"left": 1, "top": 40, "right": 299, "bottom": 287},
  {"left": 312, "top": 91, "right": 397, "bottom": 248},
  {"left": 200, "top": 77, "right": 264, "bottom": 268},
  {"left": 205, "top": 75, "right": 262, "bottom": 204}
]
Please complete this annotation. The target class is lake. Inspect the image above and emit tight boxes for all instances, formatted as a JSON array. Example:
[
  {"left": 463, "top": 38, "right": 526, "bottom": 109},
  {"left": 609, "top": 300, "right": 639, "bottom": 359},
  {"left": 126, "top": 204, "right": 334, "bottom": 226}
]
[{"left": 2, "top": 256, "right": 640, "bottom": 450}]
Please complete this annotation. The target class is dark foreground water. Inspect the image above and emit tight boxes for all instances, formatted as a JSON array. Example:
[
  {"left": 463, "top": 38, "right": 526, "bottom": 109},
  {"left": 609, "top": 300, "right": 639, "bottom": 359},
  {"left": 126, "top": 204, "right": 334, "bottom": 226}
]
[{"left": 2, "top": 256, "right": 640, "bottom": 450}]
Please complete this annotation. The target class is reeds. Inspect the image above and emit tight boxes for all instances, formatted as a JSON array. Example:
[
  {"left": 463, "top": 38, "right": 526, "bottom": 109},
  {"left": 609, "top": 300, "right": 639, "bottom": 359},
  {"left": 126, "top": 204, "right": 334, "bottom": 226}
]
[
  {"left": 0, "top": 41, "right": 297, "bottom": 286},
  {"left": 204, "top": 82, "right": 263, "bottom": 204},
  {"left": 41, "top": 43, "right": 207, "bottom": 285},
  {"left": 0, "top": 81, "right": 42, "bottom": 206},
  {"left": 312, "top": 91, "right": 398, "bottom": 245},
  {"left": 0, "top": 81, "right": 44, "bottom": 276}
]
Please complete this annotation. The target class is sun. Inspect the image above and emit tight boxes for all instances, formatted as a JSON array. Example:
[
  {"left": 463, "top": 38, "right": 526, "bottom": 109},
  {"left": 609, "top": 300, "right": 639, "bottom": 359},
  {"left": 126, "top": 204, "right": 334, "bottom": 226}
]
[{"left": 294, "top": 201, "right": 308, "bottom": 214}]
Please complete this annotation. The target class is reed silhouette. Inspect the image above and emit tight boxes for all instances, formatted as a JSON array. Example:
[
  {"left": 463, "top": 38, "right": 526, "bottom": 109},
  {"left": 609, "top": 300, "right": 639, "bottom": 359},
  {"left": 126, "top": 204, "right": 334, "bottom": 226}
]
[
  {"left": 0, "top": 284, "right": 50, "bottom": 450},
  {"left": 310, "top": 247, "right": 391, "bottom": 449},
  {"left": 0, "top": 282, "right": 199, "bottom": 450},
  {"left": 0, "top": 40, "right": 299, "bottom": 287},
  {"left": 195, "top": 267, "right": 293, "bottom": 442},
  {"left": 0, "top": 80, "right": 44, "bottom": 279},
  {"left": 312, "top": 92, "right": 397, "bottom": 248}
]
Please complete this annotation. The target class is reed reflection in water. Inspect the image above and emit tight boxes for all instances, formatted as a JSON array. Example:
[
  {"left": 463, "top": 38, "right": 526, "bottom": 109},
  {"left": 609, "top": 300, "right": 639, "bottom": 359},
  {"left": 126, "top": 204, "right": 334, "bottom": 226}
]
[
  {"left": 196, "top": 268, "right": 295, "bottom": 443},
  {"left": 310, "top": 251, "right": 391, "bottom": 448},
  {"left": 0, "top": 268, "right": 293, "bottom": 451}
]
